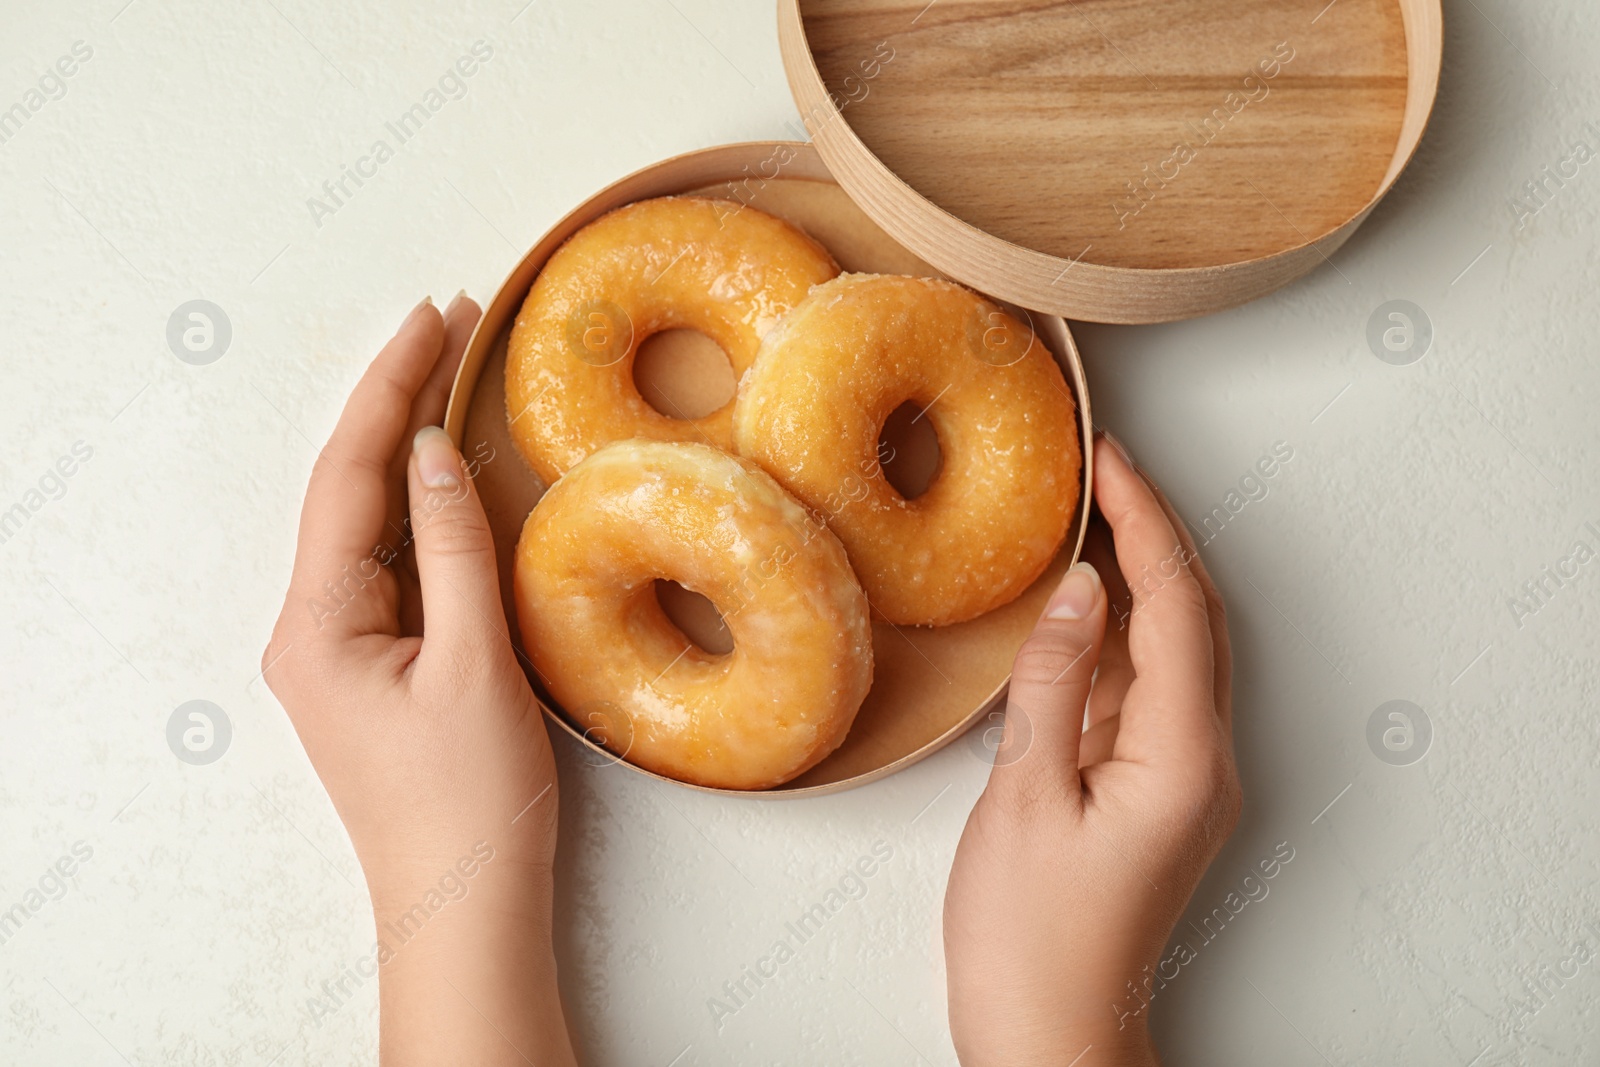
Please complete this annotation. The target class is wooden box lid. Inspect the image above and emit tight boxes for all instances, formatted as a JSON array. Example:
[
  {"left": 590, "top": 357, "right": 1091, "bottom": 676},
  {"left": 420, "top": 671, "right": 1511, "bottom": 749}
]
[{"left": 778, "top": 0, "right": 1442, "bottom": 323}]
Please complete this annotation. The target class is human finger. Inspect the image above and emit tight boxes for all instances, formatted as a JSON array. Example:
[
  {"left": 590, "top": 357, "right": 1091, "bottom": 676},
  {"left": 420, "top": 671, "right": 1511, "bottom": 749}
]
[
  {"left": 1136, "top": 465, "right": 1233, "bottom": 733},
  {"left": 293, "top": 299, "right": 445, "bottom": 592},
  {"left": 1092, "top": 433, "right": 1216, "bottom": 756},
  {"left": 1081, "top": 513, "right": 1134, "bottom": 729},
  {"left": 985, "top": 562, "right": 1107, "bottom": 806},
  {"left": 391, "top": 293, "right": 482, "bottom": 635},
  {"left": 401, "top": 292, "right": 480, "bottom": 458},
  {"left": 406, "top": 427, "right": 508, "bottom": 656}
]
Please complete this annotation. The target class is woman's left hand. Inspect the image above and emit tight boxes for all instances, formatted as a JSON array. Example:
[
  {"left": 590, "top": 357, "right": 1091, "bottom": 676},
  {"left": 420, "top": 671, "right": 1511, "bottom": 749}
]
[{"left": 262, "top": 293, "right": 576, "bottom": 1067}]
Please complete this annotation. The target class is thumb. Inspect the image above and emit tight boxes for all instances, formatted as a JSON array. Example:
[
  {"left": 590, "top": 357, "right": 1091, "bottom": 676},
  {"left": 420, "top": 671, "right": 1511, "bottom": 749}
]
[
  {"left": 407, "top": 426, "right": 505, "bottom": 646},
  {"left": 986, "top": 562, "right": 1107, "bottom": 802}
]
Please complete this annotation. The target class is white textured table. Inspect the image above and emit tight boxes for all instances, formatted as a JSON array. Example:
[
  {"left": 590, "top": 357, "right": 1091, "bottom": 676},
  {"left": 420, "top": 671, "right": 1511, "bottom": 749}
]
[{"left": 3, "top": 2, "right": 1597, "bottom": 1064}]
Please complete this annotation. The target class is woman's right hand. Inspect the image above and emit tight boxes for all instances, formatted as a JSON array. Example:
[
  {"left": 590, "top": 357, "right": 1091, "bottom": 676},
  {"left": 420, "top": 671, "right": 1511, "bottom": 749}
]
[{"left": 943, "top": 433, "right": 1241, "bottom": 1065}]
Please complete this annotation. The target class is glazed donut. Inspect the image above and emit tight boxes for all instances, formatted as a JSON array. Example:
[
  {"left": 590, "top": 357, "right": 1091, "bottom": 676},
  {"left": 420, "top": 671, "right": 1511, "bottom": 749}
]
[
  {"left": 733, "top": 273, "right": 1081, "bottom": 627},
  {"left": 513, "top": 439, "right": 873, "bottom": 790},
  {"left": 504, "top": 196, "right": 839, "bottom": 485}
]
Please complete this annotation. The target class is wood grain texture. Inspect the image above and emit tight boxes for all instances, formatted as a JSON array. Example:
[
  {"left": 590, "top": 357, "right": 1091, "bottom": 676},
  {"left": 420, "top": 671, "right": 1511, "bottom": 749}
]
[
  {"left": 780, "top": 0, "right": 1442, "bottom": 322},
  {"left": 444, "top": 143, "right": 1093, "bottom": 797}
]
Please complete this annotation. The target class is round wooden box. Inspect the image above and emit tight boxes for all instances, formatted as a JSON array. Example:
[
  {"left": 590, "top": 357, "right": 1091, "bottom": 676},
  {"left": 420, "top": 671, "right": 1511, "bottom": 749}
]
[
  {"left": 778, "top": 0, "right": 1442, "bottom": 323},
  {"left": 443, "top": 142, "right": 1094, "bottom": 796}
]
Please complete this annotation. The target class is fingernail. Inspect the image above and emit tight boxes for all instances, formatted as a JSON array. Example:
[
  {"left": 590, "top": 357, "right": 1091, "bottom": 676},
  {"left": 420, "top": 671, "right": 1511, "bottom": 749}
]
[
  {"left": 1047, "top": 562, "right": 1101, "bottom": 620},
  {"left": 413, "top": 426, "right": 462, "bottom": 490},
  {"left": 403, "top": 295, "right": 434, "bottom": 327},
  {"left": 445, "top": 289, "right": 468, "bottom": 315},
  {"left": 1098, "top": 429, "right": 1134, "bottom": 469}
]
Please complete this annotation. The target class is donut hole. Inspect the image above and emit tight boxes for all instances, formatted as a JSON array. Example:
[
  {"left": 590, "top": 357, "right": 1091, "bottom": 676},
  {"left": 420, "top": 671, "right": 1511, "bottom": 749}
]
[
  {"left": 653, "top": 578, "right": 733, "bottom": 656},
  {"left": 878, "top": 400, "right": 942, "bottom": 500},
  {"left": 633, "top": 329, "right": 737, "bottom": 420}
]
